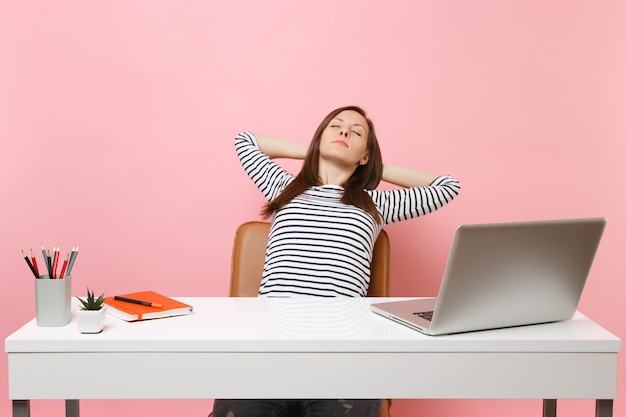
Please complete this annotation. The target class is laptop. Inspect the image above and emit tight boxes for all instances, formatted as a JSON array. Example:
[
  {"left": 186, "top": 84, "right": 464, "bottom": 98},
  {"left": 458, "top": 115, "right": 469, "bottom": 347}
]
[{"left": 371, "top": 217, "right": 606, "bottom": 335}]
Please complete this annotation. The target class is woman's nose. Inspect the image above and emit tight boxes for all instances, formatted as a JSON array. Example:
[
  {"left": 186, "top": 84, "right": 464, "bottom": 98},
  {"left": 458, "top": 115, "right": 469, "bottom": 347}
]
[{"left": 340, "top": 131, "right": 348, "bottom": 137}]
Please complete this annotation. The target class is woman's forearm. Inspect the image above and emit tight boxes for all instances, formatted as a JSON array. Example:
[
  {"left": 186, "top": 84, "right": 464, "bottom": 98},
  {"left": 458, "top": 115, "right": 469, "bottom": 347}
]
[
  {"left": 255, "top": 134, "right": 308, "bottom": 160},
  {"left": 381, "top": 164, "right": 441, "bottom": 188}
]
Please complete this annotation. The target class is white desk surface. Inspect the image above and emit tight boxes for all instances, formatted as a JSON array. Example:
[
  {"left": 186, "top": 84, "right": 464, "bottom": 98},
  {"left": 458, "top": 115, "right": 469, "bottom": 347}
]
[
  {"left": 5, "top": 297, "right": 622, "bottom": 401},
  {"left": 5, "top": 297, "right": 620, "bottom": 352}
]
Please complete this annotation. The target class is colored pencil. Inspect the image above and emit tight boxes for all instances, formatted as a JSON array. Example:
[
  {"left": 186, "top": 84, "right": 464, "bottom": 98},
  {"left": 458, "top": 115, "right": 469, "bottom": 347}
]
[
  {"left": 46, "top": 249, "right": 52, "bottom": 278},
  {"left": 22, "top": 250, "right": 38, "bottom": 278},
  {"left": 59, "top": 254, "right": 69, "bottom": 279},
  {"left": 30, "top": 249, "right": 40, "bottom": 276},
  {"left": 52, "top": 245, "right": 60, "bottom": 279},
  {"left": 41, "top": 244, "right": 52, "bottom": 278},
  {"left": 67, "top": 245, "right": 79, "bottom": 275}
]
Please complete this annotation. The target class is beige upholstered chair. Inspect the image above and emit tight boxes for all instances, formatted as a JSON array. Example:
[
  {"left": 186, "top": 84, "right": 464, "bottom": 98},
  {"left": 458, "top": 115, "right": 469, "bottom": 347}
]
[
  {"left": 228, "top": 221, "right": 393, "bottom": 417},
  {"left": 230, "top": 221, "right": 390, "bottom": 297}
]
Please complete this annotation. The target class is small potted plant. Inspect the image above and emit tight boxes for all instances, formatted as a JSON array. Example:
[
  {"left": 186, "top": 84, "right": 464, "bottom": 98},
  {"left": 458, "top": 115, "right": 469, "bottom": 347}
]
[{"left": 75, "top": 288, "right": 107, "bottom": 334}]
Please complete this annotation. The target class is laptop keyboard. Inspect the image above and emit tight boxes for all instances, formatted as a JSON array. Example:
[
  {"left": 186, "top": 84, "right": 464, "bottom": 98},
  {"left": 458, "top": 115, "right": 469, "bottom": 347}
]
[{"left": 413, "top": 310, "right": 434, "bottom": 321}]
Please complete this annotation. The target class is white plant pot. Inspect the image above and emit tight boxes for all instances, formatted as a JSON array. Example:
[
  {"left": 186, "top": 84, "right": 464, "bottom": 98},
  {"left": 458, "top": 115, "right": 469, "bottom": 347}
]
[{"left": 76, "top": 306, "right": 107, "bottom": 334}]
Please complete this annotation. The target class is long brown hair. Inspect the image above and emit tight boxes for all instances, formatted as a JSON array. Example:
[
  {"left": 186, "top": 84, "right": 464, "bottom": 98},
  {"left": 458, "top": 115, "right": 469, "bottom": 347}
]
[{"left": 262, "top": 106, "right": 383, "bottom": 223}]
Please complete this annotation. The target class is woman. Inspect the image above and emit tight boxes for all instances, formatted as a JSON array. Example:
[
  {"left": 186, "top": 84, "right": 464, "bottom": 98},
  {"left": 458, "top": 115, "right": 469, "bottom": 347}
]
[{"left": 211, "top": 105, "right": 460, "bottom": 417}]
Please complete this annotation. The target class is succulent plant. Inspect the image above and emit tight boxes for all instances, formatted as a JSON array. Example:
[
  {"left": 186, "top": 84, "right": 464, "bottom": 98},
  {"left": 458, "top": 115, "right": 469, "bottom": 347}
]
[{"left": 76, "top": 288, "right": 105, "bottom": 311}]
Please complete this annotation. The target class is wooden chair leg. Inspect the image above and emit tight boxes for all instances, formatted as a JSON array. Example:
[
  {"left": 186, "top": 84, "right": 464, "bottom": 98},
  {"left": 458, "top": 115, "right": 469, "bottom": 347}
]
[{"left": 378, "top": 399, "right": 392, "bottom": 417}]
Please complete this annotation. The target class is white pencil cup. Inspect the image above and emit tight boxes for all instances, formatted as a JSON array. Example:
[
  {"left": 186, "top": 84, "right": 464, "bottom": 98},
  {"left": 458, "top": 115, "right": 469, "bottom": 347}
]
[{"left": 34, "top": 275, "right": 72, "bottom": 327}]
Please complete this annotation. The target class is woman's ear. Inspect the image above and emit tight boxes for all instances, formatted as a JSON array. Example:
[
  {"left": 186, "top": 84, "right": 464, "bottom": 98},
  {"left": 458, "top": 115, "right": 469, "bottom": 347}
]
[{"left": 358, "top": 153, "right": 369, "bottom": 165}]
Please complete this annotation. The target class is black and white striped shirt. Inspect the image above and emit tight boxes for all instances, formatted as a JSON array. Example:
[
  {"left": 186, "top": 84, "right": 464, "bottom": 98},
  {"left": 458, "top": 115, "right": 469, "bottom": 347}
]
[{"left": 236, "top": 132, "right": 460, "bottom": 298}]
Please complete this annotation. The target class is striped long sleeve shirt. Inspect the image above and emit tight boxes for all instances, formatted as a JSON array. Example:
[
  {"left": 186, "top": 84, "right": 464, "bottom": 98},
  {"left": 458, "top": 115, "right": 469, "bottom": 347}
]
[{"left": 235, "top": 132, "right": 460, "bottom": 298}]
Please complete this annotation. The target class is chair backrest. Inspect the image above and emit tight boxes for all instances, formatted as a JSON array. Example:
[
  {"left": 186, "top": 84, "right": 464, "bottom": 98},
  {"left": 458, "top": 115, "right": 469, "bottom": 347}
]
[{"left": 230, "top": 221, "right": 391, "bottom": 297}]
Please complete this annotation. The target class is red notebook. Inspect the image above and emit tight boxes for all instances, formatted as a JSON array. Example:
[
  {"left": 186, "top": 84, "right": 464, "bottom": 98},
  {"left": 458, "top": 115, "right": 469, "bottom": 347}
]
[{"left": 104, "top": 291, "right": 193, "bottom": 321}]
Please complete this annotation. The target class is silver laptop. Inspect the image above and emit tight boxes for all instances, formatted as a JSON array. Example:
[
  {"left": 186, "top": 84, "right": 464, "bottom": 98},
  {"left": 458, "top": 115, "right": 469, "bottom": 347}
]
[{"left": 371, "top": 217, "right": 606, "bottom": 335}]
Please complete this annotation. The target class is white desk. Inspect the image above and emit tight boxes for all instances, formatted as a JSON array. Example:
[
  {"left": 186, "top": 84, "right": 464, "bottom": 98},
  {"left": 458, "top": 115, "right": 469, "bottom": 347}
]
[{"left": 5, "top": 297, "right": 621, "bottom": 417}]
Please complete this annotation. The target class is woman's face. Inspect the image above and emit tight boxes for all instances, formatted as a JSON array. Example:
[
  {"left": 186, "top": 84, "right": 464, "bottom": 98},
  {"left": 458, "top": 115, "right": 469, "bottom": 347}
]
[{"left": 318, "top": 110, "right": 370, "bottom": 168}]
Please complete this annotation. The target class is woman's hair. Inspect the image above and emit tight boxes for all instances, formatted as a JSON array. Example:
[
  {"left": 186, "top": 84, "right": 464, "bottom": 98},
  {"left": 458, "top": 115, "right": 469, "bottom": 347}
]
[{"left": 262, "top": 105, "right": 384, "bottom": 223}]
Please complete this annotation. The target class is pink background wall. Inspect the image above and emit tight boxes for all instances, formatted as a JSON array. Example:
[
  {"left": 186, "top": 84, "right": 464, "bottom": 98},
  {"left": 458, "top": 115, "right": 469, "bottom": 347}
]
[{"left": 2, "top": 1, "right": 624, "bottom": 416}]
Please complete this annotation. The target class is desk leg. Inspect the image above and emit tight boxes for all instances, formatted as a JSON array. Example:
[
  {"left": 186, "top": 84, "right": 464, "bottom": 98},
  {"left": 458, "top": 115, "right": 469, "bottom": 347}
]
[
  {"left": 12, "top": 400, "right": 30, "bottom": 417},
  {"left": 66, "top": 400, "right": 80, "bottom": 417},
  {"left": 542, "top": 399, "right": 556, "bottom": 417},
  {"left": 596, "top": 399, "right": 613, "bottom": 417}
]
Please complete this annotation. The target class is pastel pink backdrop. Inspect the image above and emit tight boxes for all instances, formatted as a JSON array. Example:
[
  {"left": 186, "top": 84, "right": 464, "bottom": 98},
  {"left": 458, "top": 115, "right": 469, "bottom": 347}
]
[{"left": 1, "top": 1, "right": 624, "bottom": 416}]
